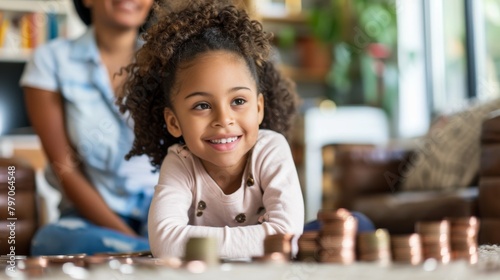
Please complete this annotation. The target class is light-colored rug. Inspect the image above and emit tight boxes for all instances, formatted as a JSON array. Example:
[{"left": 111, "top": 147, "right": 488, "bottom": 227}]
[{"left": 478, "top": 245, "right": 500, "bottom": 271}]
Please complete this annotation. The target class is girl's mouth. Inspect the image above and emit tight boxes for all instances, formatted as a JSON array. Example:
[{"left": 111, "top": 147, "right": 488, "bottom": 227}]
[
  {"left": 208, "top": 137, "right": 238, "bottom": 144},
  {"left": 206, "top": 136, "right": 241, "bottom": 151}
]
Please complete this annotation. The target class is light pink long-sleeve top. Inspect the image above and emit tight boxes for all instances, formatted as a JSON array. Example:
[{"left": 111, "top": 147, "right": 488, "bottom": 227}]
[{"left": 148, "top": 129, "right": 304, "bottom": 259}]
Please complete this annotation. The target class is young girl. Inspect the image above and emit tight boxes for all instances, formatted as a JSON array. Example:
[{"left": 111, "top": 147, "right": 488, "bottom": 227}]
[{"left": 119, "top": 1, "right": 304, "bottom": 258}]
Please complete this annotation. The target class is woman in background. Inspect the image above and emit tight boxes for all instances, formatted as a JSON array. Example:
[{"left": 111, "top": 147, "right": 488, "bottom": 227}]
[{"left": 20, "top": 0, "right": 156, "bottom": 255}]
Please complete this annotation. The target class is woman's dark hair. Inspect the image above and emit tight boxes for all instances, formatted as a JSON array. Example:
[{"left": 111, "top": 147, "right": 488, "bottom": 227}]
[
  {"left": 73, "top": 0, "right": 91, "bottom": 26},
  {"left": 119, "top": 1, "right": 299, "bottom": 171}
]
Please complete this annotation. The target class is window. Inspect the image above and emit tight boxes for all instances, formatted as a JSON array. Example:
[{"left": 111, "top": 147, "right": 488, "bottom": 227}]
[
  {"left": 474, "top": 0, "right": 500, "bottom": 100},
  {"left": 426, "top": 0, "right": 468, "bottom": 114},
  {"left": 397, "top": 0, "right": 488, "bottom": 138}
]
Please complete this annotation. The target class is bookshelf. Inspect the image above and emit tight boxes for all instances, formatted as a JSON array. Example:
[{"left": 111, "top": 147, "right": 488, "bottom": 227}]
[
  {"left": 0, "top": 0, "right": 83, "bottom": 137},
  {"left": 0, "top": 0, "right": 68, "bottom": 14},
  {"left": 0, "top": 0, "right": 84, "bottom": 62},
  {"left": 0, "top": 0, "right": 84, "bottom": 136},
  {"left": 0, "top": 48, "right": 31, "bottom": 62}
]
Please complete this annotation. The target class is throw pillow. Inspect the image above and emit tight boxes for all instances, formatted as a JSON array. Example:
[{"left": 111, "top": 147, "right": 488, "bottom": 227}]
[{"left": 401, "top": 98, "right": 500, "bottom": 191}]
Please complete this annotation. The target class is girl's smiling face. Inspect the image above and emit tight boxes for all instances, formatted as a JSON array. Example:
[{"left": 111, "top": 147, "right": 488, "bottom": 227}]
[{"left": 164, "top": 51, "right": 264, "bottom": 176}]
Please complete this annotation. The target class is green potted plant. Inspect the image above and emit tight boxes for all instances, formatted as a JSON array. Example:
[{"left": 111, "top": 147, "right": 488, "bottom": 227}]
[{"left": 307, "top": 0, "right": 398, "bottom": 107}]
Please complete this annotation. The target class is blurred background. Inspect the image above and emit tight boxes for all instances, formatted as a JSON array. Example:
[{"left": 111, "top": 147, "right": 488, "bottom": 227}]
[{"left": 242, "top": 0, "right": 500, "bottom": 137}]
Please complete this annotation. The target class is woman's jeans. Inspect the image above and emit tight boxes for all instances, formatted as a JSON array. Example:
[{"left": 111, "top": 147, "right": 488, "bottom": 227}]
[
  {"left": 31, "top": 211, "right": 375, "bottom": 256},
  {"left": 30, "top": 212, "right": 149, "bottom": 256}
]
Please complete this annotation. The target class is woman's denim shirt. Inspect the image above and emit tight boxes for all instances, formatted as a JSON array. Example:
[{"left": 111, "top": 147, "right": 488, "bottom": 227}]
[{"left": 20, "top": 27, "right": 157, "bottom": 220}]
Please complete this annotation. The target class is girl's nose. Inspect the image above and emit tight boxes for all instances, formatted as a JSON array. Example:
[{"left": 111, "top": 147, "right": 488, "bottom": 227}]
[{"left": 212, "top": 106, "right": 234, "bottom": 127}]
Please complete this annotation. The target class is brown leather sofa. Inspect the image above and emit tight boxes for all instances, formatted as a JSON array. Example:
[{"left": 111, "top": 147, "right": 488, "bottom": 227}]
[
  {"left": 478, "top": 111, "right": 500, "bottom": 244},
  {"left": 324, "top": 112, "right": 500, "bottom": 245},
  {"left": 0, "top": 157, "right": 39, "bottom": 256}
]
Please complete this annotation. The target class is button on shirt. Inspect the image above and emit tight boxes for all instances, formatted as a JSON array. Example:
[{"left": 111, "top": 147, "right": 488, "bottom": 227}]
[{"left": 19, "top": 27, "right": 157, "bottom": 219}]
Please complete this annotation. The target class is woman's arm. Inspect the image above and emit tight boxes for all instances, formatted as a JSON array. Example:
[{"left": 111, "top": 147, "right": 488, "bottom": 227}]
[{"left": 24, "top": 86, "right": 137, "bottom": 236}]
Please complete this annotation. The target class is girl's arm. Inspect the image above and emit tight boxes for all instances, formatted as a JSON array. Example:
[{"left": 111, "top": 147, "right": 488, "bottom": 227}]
[
  {"left": 148, "top": 133, "right": 304, "bottom": 259},
  {"left": 24, "top": 87, "right": 137, "bottom": 236}
]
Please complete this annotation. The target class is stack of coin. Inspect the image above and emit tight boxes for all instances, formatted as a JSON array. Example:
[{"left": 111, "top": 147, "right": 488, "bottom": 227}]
[
  {"left": 447, "top": 216, "right": 480, "bottom": 264},
  {"left": 41, "top": 254, "right": 87, "bottom": 267},
  {"left": 184, "top": 237, "right": 219, "bottom": 266},
  {"left": 390, "top": 233, "right": 423, "bottom": 265},
  {"left": 84, "top": 251, "right": 151, "bottom": 268},
  {"left": 317, "top": 208, "right": 358, "bottom": 264},
  {"left": 17, "top": 257, "right": 49, "bottom": 278},
  {"left": 0, "top": 254, "right": 26, "bottom": 268},
  {"left": 94, "top": 251, "right": 152, "bottom": 258},
  {"left": 263, "top": 233, "right": 294, "bottom": 261},
  {"left": 133, "top": 257, "right": 182, "bottom": 269},
  {"left": 357, "top": 229, "right": 391, "bottom": 264},
  {"left": 415, "top": 220, "right": 451, "bottom": 263},
  {"left": 84, "top": 255, "right": 116, "bottom": 267},
  {"left": 296, "top": 231, "right": 319, "bottom": 261}
]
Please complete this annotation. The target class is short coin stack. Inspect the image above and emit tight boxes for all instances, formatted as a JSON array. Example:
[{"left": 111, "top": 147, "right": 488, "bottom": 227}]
[
  {"left": 317, "top": 209, "right": 358, "bottom": 264},
  {"left": 357, "top": 229, "right": 391, "bottom": 264},
  {"left": 184, "top": 237, "right": 219, "bottom": 266},
  {"left": 390, "top": 233, "right": 423, "bottom": 265},
  {"left": 415, "top": 220, "right": 451, "bottom": 263},
  {"left": 296, "top": 231, "right": 319, "bottom": 262},
  {"left": 263, "top": 233, "right": 294, "bottom": 261},
  {"left": 16, "top": 257, "right": 49, "bottom": 278},
  {"left": 41, "top": 254, "right": 87, "bottom": 267},
  {"left": 448, "top": 216, "right": 480, "bottom": 264}
]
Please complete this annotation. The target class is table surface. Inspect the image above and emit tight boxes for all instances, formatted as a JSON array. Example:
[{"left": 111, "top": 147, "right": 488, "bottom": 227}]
[
  {"left": 3, "top": 245, "right": 500, "bottom": 279},
  {"left": 3, "top": 259, "right": 500, "bottom": 280}
]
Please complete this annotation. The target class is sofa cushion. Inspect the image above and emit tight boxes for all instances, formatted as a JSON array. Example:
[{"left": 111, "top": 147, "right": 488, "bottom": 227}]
[
  {"left": 478, "top": 219, "right": 500, "bottom": 245},
  {"left": 0, "top": 157, "right": 38, "bottom": 256}
]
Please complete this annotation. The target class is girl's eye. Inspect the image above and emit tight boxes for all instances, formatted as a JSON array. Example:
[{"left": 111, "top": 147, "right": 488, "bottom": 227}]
[
  {"left": 193, "top": 103, "right": 211, "bottom": 110},
  {"left": 232, "top": 98, "right": 246, "bottom": 106}
]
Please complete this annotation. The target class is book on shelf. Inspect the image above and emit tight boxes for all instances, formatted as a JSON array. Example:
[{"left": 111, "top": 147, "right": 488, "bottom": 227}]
[{"left": 0, "top": 10, "right": 66, "bottom": 52}]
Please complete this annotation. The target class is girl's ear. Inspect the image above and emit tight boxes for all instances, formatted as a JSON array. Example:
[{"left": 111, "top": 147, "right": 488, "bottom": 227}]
[
  {"left": 164, "top": 108, "right": 183, "bottom": 138},
  {"left": 257, "top": 93, "right": 264, "bottom": 125}
]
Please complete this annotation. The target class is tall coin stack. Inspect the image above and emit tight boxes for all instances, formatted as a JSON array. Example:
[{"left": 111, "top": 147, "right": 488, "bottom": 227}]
[
  {"left": 317, "top": 209, "right": 358, "bottom": 264},
  {"left": 296, "top": 231, "right": 319, "bottom": 262},
  {"left": 447, "top": 216, "right": 480, "bottom": 264},
  {"left": 390, "top": 233, "right": 423, "bottom": 265},
  {"left": 357, "top": 229, "right": 391, "bottom": 264},
  {"left": 415, "top": 220, "right": 451, "bottom": 263}
]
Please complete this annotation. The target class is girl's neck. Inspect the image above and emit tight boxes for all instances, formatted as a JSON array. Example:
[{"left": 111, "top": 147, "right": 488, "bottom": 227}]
[{"left": 202, "top": 155, "right": 249, "bottom": 195}]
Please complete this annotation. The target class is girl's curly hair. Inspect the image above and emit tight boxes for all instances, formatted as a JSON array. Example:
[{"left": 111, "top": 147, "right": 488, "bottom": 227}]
[{"left": 119, "top": 0, "right": 299, "bottom": 171}]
